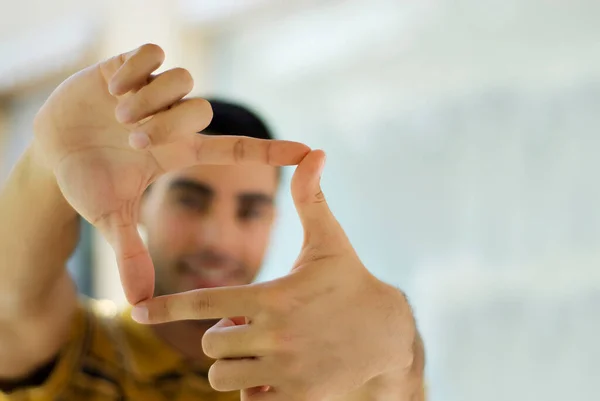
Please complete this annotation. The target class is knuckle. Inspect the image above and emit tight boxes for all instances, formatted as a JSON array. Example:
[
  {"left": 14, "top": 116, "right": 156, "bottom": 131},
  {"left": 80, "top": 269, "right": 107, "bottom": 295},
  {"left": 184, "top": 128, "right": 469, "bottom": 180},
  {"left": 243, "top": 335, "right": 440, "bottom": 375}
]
[
  {"left": 256, "top": 286, "right": 287, "bottom": 316},
  {"left": 314, "top": 189, "right": 326, "bottom": 204},
  {"left": 271, "top": 328, "right": 296, "bottom": 353},
  {"left": 122, "top": 94, "right": 151, "bottom": 123},
  {"left": 191, "top": 293, "right": 213, "bottom": 314},
  {"left": 233, "top": 138, "right": 245, "bottom": 164},
  {"left": 265, "top": 139, "right": 273, "bottom": 165},
  {"left": 144, "top": 115, "right": 172, "bottom": 140},
  {"left": 134, "top": 96, "right": 152, "bottom": 119},
  {"left": 148, "top": 299, "right": 171, "bottom": 322}
]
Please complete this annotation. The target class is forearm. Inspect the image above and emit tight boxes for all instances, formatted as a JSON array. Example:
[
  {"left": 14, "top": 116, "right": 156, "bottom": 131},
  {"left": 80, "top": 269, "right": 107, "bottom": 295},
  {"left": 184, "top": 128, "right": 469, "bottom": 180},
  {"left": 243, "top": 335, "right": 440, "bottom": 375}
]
[
  {"left": 0, "top": 144, "right": 79, "bottom": 316},
  {"left": 338, "top": 332, "right": 426, "bottom": 401}
]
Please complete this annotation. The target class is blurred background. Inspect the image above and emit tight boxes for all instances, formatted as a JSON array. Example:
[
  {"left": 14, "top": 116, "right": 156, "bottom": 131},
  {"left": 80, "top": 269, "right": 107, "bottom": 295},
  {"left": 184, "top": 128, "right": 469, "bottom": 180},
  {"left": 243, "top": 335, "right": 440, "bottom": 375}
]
[{"left": 1, "top": 0, "right": 599, "bottom": 399}]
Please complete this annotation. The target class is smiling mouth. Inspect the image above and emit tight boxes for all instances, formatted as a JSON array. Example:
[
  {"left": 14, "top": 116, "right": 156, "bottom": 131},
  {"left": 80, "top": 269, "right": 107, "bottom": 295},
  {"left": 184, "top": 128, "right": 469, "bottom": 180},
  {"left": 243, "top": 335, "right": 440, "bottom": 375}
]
[{"left": 179, "top": 262, "right": 239, "bottom": 289}]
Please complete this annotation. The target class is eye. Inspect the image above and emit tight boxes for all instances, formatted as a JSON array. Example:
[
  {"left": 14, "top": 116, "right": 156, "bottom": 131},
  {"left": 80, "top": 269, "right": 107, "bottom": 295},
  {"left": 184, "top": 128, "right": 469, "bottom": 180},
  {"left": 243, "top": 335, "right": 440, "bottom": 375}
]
[
  {"left": 238, "top": 205, "right": 265, "bottom": 220},
  {"left": 177, "top": 194, "right": 209, "bottom": 212}
]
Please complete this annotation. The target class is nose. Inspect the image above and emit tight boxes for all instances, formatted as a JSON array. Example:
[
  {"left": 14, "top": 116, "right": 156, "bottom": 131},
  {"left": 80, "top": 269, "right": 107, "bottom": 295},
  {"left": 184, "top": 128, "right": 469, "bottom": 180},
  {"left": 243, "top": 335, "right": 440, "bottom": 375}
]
[{"left": 195, "top": 201, "right": 240, "bottom": 250}]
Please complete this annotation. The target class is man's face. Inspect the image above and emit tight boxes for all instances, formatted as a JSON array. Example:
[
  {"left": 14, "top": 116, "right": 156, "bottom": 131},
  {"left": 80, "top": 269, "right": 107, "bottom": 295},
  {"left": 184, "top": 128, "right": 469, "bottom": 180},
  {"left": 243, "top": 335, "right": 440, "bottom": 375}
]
[{"left": 140, "top": 164, "right": 278, "bottom": 296}]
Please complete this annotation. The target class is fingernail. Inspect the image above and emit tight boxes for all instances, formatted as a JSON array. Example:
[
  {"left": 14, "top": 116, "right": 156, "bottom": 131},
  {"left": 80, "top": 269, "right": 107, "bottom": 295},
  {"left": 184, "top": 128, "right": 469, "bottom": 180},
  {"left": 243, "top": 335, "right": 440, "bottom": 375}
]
[
  {"left": 131, "top": 305, "right": 149, "bottom": 323},
  {"left": 129, "top": 132, "right": 150, "bottom": 150},
  {"left": 108, "top": 82, "right": 118, "bottom": 96}
]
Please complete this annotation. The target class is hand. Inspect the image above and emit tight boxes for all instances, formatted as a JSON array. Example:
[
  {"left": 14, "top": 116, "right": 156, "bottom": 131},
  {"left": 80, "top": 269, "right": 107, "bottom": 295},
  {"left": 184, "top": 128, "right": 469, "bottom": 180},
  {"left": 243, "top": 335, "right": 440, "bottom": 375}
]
[
  {"left": 31, "top": 44, "right": 310, "bottom": 304},
  {"left": 132, "top": 150, "right": 417, "bottom": 401}
]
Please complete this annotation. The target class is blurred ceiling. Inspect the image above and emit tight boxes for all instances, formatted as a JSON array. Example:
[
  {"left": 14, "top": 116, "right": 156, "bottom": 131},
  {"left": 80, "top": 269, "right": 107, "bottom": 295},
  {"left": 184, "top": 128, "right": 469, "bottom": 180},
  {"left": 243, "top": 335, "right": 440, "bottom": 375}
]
[
  {"left": 0, "top": 0, "right": 283, "bottom": 94},
  {"left": 2, "top": 0, "right": 600, "bottom": 95}
]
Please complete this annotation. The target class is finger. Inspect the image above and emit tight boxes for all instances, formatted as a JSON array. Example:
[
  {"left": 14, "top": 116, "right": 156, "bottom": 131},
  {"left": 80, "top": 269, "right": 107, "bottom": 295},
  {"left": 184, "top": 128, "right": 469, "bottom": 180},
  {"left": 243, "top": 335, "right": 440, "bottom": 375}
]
[
  {"left": 195, "top": 136, "right": 310, "bottom": 166},
  {"left": 115, "top": 67, "right": 195, "bottom": 125},
  {"left": 291, "top": 150, "right": 348, "bottom": 248},
  {"left": 128, "top": 98, "right": 212, "bottom": 150},
  {"left": 131, "top": 285, "right": 260, "bottom": 323},
  {"left": 96, "top": 214, "right": 155, "bottom": 305},
  {"left": 151, "top": 135, "right": 311, "bottom": 172},
  {"left": 106, "top": 43, "right": 166, "bottom": 96},
  {"left": 209, "top": 359, "right": 272, "bottom": 392},
  {"left": 203, "top": 318, "right": 269, "bottom": 359}
]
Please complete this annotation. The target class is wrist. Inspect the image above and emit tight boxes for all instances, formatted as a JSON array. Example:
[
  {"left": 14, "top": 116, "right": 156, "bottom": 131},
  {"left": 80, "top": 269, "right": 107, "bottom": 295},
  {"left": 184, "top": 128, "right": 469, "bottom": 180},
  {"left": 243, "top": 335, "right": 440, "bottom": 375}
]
[
  {"left": 19, "top": 142, "right": 77, "bottom": 220},
  {"left": 27, "top": 138, "right": 55, "bottom": 175}
]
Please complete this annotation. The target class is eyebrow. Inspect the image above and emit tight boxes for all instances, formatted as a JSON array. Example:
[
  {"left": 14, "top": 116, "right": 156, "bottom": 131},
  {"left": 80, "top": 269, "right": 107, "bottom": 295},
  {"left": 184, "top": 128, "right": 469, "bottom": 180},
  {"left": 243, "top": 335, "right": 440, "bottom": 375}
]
[
  {"left": 238, "top": 193, "right": 274, "bottom": 206},
  {"left": 168, "top": 178, "right": 274, "bottom": 205},
  {"left": 168, "top": 179, "right": 214, "bottom": 198}
]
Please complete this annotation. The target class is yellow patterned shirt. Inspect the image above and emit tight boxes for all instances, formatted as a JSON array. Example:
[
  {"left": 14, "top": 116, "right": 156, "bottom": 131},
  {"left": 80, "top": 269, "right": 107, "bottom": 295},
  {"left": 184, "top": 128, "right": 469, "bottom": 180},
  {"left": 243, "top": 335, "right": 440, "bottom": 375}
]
[{"left": 0, "top": 299, "right": 239, "bottom": 401}]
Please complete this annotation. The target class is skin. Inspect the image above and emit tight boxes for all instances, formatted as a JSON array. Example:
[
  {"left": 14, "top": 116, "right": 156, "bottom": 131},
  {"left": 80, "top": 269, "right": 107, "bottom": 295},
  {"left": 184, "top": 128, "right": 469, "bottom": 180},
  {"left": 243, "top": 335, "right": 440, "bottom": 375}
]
[
  {"left": 134, "top": 150, "right": 425, "bottom": 401},
  {"left": 0, "top": 43, "right": 307, "bottom": 381},
  {"left": 144, "top": 165, "right": 278, "bottom": 297},
  {"left": 140, "top": 163, "right": 279, "bottom": 361},
  {"left": 0, "top": 44, "right": 425, "bottom": 400}
]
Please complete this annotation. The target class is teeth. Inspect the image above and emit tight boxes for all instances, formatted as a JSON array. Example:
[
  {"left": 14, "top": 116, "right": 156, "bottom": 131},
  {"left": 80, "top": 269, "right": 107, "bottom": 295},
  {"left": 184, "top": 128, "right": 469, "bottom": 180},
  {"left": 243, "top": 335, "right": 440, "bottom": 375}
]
[
  {"left": 188, "top": 267, "right": 229, "bottom": 280},
  {"left": 201, "top": 269, "right": 227, "bottom": 280}
]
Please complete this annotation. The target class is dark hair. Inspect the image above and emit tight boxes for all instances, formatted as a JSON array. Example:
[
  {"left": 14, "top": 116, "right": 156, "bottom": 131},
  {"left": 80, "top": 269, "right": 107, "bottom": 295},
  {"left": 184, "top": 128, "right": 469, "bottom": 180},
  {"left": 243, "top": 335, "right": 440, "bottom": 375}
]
[
  {"left": 199, "top": 98, "right": 282, "bottom": 183},
  {"left": 202, "top": 98, "right": 275, "bottom": 140},
  {"left": 145, "top": 98, "right": 280, "bottom": 195}
]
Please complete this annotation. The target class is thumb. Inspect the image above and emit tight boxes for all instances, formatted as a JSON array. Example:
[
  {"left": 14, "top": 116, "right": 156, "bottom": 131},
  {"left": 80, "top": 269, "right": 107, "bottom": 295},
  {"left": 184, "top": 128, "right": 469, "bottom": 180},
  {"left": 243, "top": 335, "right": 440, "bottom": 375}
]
[{"left": 291, "top": 150, "right": 348, "bottom": 248}]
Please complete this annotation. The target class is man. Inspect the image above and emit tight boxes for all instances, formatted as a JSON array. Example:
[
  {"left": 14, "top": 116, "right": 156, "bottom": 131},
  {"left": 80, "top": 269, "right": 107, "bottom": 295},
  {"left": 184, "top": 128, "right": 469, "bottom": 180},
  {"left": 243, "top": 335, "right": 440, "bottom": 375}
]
[{"left": 0, "top": 44, "right": 424, "bottom": 401}]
